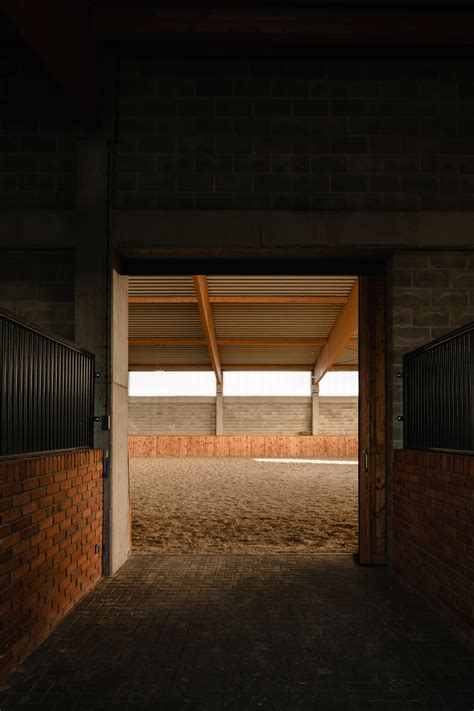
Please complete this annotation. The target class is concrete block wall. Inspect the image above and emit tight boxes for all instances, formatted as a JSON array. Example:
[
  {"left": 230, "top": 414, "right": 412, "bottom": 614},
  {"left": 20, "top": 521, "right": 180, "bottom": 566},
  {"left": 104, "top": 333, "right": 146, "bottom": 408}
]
[
  {"left": 128, "top": 396, "right": 358, "bottom": 436},
  {"left": 390, "top": 252, "right": 474, "bottom": 448},
  {"left": 319, "top": 397, "right": 359, "bottom": 435},
  {"left": 223, "top": 397, "right": 312, "bottom": 435},
  {"left": 128, "top": 397, "right": 216, "bottom": 435},
  {"left": 0, "top": 249, "right": 75, "bottom": 341},
  {"left": 0, "top": 46, "right": 77, "bottom": 210},
  {"left": 117, "top": 56, "right": 474, "bottom": 211}
]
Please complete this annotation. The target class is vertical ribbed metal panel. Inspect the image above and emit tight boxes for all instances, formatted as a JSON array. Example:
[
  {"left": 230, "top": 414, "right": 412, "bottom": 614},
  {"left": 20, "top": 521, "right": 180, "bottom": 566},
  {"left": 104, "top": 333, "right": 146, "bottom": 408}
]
[
  {"left": 0, "top": 311, "right": 94, "bottom": 457},
  {"left": 404, "top": 323, "right": 474, "bottom": 453}
]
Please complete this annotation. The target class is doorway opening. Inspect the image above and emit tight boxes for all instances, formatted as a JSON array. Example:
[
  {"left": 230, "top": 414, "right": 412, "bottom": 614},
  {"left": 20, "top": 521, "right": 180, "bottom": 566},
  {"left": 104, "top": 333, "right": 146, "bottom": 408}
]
[{"left": 126, "top": 273, "right": 366, "bottom": 556}]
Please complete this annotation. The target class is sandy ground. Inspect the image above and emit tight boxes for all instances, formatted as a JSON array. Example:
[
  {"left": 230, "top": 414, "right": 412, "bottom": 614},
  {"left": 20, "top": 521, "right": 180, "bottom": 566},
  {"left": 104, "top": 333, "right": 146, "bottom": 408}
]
[{"left": 130, "top": 457, "right": 358, "bottom": 554}]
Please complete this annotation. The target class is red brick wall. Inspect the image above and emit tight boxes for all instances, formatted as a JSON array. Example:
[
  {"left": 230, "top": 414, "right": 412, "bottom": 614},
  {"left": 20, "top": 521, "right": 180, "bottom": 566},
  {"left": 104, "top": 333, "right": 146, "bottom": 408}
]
[
  {"left": 393, "top": 449, "right": 474, "bottom": 651},
  {"left": 0, "top": 450, "right": 104, "bottom": 681}
]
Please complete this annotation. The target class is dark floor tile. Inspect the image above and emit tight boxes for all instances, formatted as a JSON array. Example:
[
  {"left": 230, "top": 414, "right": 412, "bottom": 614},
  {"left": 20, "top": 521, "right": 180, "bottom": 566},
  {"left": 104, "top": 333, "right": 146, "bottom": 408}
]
[{"left": 1, "top": 554, "right": 473, "bottom": 710}]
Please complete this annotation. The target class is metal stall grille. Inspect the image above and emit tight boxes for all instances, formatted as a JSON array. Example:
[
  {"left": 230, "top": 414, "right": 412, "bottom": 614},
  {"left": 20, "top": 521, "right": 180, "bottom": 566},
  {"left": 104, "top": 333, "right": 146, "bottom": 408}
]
[
  {"left": 403, "top": 322, "right": 474, "bottom": 454},
  {"left": 0, "top": 310, "right": 94, "bottom": 458}
]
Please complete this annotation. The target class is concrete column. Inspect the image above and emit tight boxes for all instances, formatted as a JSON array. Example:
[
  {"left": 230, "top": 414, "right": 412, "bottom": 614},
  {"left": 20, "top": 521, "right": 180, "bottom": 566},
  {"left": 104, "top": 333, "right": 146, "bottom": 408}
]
[
  {"left": 110, "top": 269, "right": 130, "bottom": 574},
  {"left": 75, "top": 140, "right": 130, "bottom": 575},
  {"left": 216, "top": 382, "right": 224, "bottom": 435},
  {"left": 311, "top": 381, "right": 320, "bottom": 435},
  {"left": 75, "top": 140, "right": 109, "bottom": 454}
]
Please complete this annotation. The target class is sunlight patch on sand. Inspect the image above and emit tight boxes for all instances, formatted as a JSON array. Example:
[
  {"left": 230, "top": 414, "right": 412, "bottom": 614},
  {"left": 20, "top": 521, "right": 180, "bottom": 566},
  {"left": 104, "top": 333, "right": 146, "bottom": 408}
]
[{"left": 253, "top": 458, "right": 358, "bottom": 465}]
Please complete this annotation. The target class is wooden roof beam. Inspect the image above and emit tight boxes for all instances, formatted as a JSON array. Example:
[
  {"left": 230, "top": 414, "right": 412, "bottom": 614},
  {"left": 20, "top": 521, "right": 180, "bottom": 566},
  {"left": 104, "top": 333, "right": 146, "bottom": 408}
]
[
  {"left": 313, "top": 279, "right": 359, "bottom": 384},
  {"left": 192, "top": 275, "right": 222, "bottom": 385}
]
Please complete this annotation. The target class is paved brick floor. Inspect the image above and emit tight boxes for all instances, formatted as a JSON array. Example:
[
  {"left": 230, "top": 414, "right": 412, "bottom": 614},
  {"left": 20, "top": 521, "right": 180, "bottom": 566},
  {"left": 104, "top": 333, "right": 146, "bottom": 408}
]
[{"left": 1, "top": 554, "right": 473, "bottom": 710}]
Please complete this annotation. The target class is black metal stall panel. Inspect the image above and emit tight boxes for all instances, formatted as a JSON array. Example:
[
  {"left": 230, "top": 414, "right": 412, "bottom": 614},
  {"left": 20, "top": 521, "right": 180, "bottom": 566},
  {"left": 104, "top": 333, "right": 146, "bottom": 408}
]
[
  {"left": 403, "top": 322, "right": 474, "bottom": 454},
  {"left": 0, "top": 310, "right": 94, "bottom": 457}
]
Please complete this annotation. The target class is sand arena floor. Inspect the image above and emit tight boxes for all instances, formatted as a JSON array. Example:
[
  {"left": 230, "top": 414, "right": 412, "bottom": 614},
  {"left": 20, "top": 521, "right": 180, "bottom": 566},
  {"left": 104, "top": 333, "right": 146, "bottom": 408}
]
[{"left": 130, "top": 457, "right": 358, "bottom": 554}]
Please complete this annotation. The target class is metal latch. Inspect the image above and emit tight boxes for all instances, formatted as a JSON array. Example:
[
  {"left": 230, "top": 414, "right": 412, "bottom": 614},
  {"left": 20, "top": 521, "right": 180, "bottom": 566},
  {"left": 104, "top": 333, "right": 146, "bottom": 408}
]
[{"left": 363, "top": 448, "right": 369, "bottom": 473}]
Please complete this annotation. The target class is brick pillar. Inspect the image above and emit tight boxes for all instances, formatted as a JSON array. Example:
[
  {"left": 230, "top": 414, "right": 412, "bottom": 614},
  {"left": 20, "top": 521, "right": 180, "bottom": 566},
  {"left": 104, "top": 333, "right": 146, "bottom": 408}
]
[
  {"left": 216, "top": 382, "right": 224, "bottom": 435},
  {"left": 311, "top": 381, "right": 320, "bottom": 435}
]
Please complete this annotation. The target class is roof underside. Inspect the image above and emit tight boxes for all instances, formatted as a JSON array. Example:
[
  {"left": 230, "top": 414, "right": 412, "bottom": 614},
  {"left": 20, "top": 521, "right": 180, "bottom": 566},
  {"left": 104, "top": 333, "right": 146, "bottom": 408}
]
[{"left": 128, "top": 275, "right": 358, "bottom": 373}]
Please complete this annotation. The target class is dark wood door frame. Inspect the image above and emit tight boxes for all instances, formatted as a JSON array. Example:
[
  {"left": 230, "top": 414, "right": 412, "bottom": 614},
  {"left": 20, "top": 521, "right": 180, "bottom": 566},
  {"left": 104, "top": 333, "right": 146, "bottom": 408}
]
[
  {"left": 122, "top": 257, "right": 387, "bottom": 563},
  {"left": 359, "top": 274, "right": 387, "bottom": 564}
]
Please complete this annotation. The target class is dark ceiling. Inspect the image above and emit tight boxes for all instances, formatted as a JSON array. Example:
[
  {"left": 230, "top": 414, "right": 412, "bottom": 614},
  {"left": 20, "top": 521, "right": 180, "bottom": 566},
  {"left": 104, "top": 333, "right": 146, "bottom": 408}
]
[{"left": 93, "top": 1, "right": 473, "bottom": 5}]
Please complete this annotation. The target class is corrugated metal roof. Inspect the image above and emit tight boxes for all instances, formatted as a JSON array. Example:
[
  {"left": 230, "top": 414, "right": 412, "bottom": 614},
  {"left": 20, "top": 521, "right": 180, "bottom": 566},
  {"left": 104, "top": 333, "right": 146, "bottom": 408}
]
[
  {"left": 129, "top": 345, "right": 210, "bottom": 366},
  {"left": 128, "top": 274, "right": 358, "bottom": 369},
  {"left": 129, "top": 276, "right": 195, "bottom": 297},
  {"left": 128, "top": 304, "right": 203, "bottom": 338},
  {"left": 213, "top": 304, "right": 342, "bottom": 338},
  {"left": 207, "top": 275, "right": 356, "bottom": 296},
  {"left": 220, "top": 345, "right": 321, "bottom": 366}
]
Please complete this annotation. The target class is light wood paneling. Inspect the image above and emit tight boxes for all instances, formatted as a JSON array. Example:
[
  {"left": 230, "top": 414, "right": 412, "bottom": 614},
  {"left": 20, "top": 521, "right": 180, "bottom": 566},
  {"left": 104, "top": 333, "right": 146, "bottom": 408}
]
[{"left": 129, "top": 435, "right": 358, "bottom": 458}]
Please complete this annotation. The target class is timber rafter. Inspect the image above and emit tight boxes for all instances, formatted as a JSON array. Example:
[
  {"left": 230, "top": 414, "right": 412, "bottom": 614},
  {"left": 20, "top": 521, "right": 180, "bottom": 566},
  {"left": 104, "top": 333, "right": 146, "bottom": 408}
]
[
  {"left": 313, "top": 280, "right": 359, "bottom": 384},
  {"left": 192, "top": 275, "right": 222, "bottom": 385}
]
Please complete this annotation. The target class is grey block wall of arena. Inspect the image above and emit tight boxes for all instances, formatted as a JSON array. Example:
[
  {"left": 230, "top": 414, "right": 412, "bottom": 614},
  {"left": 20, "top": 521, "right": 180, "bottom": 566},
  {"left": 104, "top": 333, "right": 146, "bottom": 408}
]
[{"left": 128, "top": 396, "right": 358, "bottom": 436}]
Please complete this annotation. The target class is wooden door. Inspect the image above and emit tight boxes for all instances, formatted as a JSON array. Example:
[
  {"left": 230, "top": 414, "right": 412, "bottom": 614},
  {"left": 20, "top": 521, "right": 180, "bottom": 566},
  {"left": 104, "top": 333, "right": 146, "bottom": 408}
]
[{"left": 358, "top": 274, "right": 386, "bottom": 564}]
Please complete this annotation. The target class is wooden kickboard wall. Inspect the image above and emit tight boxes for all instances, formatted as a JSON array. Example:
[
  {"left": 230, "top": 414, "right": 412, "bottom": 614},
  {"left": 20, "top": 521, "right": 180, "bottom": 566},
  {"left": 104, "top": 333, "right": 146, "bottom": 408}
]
[{"left": 129, "top": 435, "right": 358, "bottom": 458}]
